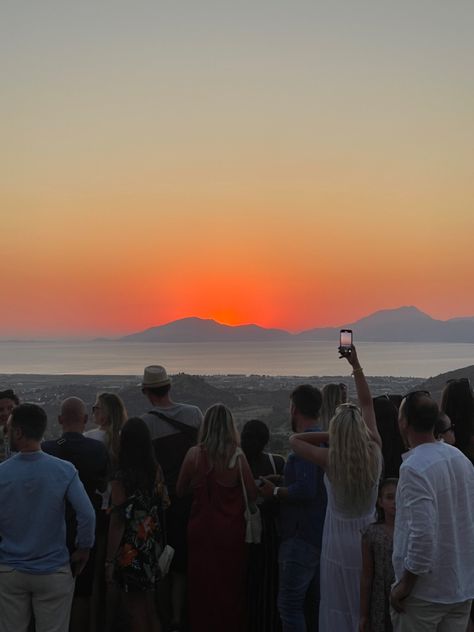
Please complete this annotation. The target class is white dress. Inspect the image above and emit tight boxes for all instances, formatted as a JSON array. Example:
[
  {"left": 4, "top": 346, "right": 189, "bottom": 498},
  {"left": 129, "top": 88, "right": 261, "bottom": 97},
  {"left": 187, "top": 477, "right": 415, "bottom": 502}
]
[{"left": 319, "top": 475, "right": 378, "bottom": 632}]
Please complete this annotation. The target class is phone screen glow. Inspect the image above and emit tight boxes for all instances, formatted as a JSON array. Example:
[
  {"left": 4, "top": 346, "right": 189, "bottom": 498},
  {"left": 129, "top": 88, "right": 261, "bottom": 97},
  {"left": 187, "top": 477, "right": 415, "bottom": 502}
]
[{"left": 340, "top": 331, "right": 352, "bottom": 347}]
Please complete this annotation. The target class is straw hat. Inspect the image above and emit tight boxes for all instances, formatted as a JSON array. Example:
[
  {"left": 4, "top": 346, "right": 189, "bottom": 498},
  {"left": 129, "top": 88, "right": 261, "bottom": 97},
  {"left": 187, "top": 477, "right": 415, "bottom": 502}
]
[{"left": 141, "top": 365, "right": 171, "bottom": 388}]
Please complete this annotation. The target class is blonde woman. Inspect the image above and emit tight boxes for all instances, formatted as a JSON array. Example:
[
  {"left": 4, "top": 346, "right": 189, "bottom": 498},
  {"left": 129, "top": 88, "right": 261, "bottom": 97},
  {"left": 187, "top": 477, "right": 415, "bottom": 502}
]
[
  {"left": 85, "top": 393, "right": 126, "bottom": 631},
  {"left": 290, "top": 346, "right": 382, "bottom": 632},
  {"left": 85, "top": 393, "right": 127, "bottom": 466},
  {"left": 177, "top": 404, "right": 257, "bottom": 632}
]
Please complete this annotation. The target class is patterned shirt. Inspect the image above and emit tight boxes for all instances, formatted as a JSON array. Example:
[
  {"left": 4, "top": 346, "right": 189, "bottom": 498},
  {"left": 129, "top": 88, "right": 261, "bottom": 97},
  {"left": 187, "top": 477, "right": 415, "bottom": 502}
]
[{"left": 0, "top": 425, "right": 9, "bottom": 463}]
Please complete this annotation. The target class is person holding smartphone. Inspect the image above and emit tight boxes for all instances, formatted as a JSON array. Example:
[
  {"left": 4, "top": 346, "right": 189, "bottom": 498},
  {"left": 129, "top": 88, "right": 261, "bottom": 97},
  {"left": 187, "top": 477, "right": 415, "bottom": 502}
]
[{"left": 289, "top": 345, "right": 382, "bottom": 632}]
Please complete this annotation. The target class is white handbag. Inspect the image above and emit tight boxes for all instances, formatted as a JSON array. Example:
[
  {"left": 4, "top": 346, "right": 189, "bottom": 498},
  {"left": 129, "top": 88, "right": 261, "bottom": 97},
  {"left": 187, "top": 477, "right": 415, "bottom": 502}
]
[{"left": 158, "top": 544, "right": 175, "bottom": 576}]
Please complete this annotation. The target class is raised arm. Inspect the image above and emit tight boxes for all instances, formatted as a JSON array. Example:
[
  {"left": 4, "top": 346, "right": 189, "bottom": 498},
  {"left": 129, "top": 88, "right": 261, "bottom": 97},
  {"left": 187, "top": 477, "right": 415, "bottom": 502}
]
[
  {"left": 288, "top": 433, "right": 329, "bottom": 470},
  {"left": 340, "top": 345, "right": 382, "bottom": 448}
]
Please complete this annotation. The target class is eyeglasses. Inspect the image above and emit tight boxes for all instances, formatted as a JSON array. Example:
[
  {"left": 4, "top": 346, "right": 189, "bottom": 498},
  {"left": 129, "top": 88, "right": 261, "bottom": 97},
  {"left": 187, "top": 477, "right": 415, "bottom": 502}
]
[{"left": 439, "top": 424, "right": 455, "bottom": 434}]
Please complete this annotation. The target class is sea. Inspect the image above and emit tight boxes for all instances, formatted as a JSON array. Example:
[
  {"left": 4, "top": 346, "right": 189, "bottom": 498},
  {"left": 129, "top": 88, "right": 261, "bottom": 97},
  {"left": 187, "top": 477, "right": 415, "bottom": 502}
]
[{"left": 0, "top": 340, "right": 473, "bottom": 378}]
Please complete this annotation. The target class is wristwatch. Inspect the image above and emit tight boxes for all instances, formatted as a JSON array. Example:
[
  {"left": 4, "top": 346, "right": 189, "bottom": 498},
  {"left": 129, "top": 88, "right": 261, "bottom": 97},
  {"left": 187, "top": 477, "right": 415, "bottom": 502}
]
[{"left": 273, "top": 486, "right": 280, "bottom": 497}]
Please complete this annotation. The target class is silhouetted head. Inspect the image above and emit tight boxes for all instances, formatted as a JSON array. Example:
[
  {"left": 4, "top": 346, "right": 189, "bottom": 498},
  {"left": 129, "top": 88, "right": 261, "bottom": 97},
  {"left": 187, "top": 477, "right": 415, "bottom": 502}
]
[
  {"left": 59, "top": 397, "right": 87, "bottom": 432},
  {"left": 93, "top": 393, "right": 127, "bottom": 462},
  {"left": 141, "top": 365, "right": 172, "bottom": 401},
  {"left": 290, "top": 385, "right": 322, "bottom": 432},
  {"left": 328, "top": 403, "right": 382, "bottom": 516},
  {"left": 376, "top": 477, "right": 398, "bottom": 523},
  {"left": 373, "top": 395, "right": 404, "bottom": 477},
  {"left": 440, "top": 378, "right": 474, "bottom": 450},
  {"left": 388, "top": 394, "right": 404, "bottom": 410},
  {"left": 0, "top": 389, "right": 19, "bottom": 426},
  {"left": 320, "top": 383, "right": 346, "bottom": 431},
  {"left": 434, "top": 412, "right": 455, "bottom": 446},
  {"left": 399, "top": 391, "right": 439, "bottom": 446},
  {"left": 10, "top": 403, "right": 47, "bottom": 451},
  {"left": 241, "top": 419, "right": 270, "bottom": 463},
  {"left": 199, "top": 404, "right": 239, "bottom": 467},
  {"left": 118, "top": 417, "right": 157, "bottom": 495}
]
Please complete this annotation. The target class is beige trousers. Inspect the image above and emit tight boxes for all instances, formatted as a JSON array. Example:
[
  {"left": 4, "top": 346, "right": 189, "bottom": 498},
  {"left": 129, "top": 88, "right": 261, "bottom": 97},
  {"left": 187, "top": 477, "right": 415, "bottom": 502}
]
[
  {"left": 0, "top": 564, "right": 74, "bottom": 632},
  {"left": 391, "top": 595, "right": 472, "bottom": 632}
]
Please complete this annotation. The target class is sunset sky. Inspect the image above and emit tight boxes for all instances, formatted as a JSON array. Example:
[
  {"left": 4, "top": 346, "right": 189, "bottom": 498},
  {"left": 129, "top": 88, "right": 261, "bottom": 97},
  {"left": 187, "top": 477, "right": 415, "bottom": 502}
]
[{"left": 2, "top": 1, "right": 474, "bottom": 337}]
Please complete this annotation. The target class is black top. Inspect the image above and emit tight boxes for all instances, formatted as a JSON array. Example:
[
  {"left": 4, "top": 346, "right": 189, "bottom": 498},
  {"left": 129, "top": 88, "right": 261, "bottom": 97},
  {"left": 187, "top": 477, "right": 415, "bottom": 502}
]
[{"left": 43, "top": 432, "right": 109, "bottom": 511}]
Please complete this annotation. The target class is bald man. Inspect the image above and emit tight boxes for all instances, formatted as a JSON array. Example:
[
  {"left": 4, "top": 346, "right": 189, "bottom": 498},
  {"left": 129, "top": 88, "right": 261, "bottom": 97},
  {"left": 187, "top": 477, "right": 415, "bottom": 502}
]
[{"left": 43, "top": 397, "right": 109, "bottom": 632}]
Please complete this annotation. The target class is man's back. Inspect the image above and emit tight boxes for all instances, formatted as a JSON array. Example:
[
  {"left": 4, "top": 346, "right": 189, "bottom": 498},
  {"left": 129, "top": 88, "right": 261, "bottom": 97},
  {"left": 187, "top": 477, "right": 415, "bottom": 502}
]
[
  {"left": 279, "top": 445, "right": 327, "bottom": 549},
  {"left": 0, "top": 451, "right": 95, "bottom": 573},
  {"left": 142, "top": 402, "right": 203, "bottom": 495},
  {"left": 42, "top": 432, "right": 108, "bottom": 510},
  {"left": 394, "top": 442, "right": 474, "bottom": 603}
]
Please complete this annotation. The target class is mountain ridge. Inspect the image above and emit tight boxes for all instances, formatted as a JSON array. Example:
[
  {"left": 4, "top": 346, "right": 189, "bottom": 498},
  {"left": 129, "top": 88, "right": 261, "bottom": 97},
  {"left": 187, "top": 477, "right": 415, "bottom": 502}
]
[{"left": 118, "top": 307, "right": 474, "bottom": 343}]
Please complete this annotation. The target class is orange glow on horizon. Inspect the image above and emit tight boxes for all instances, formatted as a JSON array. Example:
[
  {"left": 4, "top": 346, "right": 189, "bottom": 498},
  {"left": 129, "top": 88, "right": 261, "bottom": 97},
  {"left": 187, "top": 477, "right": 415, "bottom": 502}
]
[{"left": 2, "top": 3, "right": 474, "bottom": 337}]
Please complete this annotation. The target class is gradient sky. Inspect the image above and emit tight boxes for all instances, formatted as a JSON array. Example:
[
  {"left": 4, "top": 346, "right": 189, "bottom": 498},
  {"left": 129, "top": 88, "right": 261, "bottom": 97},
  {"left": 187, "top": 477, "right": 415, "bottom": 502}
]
[{"left": 2, "top": 1, "right": 474, "bottom": 337}]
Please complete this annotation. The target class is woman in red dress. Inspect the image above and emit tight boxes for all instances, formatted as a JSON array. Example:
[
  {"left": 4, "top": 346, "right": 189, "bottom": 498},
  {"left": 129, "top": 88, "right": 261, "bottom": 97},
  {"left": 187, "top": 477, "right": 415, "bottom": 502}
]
[{"left": 177, "top": 404, "right": 257, "bottom": 632}]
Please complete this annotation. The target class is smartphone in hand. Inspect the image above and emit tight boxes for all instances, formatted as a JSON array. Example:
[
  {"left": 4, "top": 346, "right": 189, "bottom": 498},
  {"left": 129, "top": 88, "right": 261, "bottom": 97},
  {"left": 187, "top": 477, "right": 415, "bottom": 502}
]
[{"left": 339, "top": 329, "right": 353, "bottom": 355}]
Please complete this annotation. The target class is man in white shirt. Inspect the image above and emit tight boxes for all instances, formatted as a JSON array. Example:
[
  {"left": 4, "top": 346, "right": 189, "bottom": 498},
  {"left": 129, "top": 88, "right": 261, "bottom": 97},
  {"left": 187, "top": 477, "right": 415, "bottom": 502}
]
[{"left": 391, "top": 391, "right": 474, "bottom": 631}]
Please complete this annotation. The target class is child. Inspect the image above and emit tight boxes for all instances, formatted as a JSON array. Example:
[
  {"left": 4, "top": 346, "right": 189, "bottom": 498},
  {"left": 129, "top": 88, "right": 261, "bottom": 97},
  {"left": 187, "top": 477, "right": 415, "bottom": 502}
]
[{"left": 359, "top": 478, "right": 398, "bottom": 632}]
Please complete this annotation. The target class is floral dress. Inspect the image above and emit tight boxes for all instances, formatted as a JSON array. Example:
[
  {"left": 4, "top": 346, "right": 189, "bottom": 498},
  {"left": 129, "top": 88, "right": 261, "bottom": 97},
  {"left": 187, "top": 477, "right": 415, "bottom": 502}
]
[
  {"left": 362, "top": 523, "right": 394, "bottom": 632},
  {"left": 112, "top": 469, "right": 169, "bottom": 592}
]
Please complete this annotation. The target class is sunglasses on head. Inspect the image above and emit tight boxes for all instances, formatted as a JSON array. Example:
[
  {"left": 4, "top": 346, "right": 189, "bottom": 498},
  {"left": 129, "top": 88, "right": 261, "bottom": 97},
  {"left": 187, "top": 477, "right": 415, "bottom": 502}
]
[
  {"left": 446, "top": 378, "right": 471, "bottom": 388},
  {"left": 0, "top": 389, "right": 16, "bottom": 400},
  {"left": 336, "top": 402, "right": 360, "bottom": 414}
]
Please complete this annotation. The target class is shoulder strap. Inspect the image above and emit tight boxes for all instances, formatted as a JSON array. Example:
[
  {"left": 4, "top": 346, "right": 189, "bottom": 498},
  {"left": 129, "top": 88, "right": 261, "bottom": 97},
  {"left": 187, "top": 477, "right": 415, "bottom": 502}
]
[
  {"left": 148, "top": 410, "right": 197, "bottom": 436},
  {"left": 268, "top": 452, "right": 277, "bottom": 475},
  {"left": 237, "top": 454, "right": 250, "bottom": 513}
]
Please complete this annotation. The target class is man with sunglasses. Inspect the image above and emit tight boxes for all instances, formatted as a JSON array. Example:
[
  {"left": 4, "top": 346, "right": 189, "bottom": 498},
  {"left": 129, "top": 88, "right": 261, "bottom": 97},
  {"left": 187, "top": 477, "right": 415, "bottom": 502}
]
[{"left": 390, "top": 391, "right": 474, "bottom": 631}]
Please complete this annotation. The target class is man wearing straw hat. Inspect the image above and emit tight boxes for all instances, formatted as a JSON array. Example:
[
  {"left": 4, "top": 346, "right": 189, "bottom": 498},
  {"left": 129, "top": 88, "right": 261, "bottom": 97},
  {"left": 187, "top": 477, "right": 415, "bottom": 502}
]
[{"left": 141, "top": 365, "right": 203, "bottom": 632}]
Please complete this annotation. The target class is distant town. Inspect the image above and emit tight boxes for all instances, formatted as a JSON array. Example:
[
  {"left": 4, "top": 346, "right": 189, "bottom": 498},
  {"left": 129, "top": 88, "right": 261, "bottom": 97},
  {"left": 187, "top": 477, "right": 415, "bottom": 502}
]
[{"left": 0, "top": 372, "right": 424, "bottom": 454}]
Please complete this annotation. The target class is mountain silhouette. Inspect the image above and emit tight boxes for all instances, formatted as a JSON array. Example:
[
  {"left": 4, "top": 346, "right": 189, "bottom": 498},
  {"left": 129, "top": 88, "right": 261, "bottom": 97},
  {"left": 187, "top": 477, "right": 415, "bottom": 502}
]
[
  {"left": 119, "top": 307, "right": 474, "bottom": 343},
  {"left": 120, "top": 317, "right": 291, "bottom": 342}
]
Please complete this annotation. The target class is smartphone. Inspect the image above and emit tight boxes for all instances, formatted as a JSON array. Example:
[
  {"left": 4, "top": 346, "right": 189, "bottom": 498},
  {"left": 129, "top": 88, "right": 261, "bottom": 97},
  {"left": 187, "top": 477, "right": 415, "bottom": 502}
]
[{"left": 339, "top": 329, "right": 353, "bottom": 352}]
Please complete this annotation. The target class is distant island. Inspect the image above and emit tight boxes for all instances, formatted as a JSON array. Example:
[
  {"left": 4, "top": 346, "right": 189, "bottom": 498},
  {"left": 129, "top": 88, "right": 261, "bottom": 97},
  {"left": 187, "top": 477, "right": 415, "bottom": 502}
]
[{"left": 118, "top": 306, "right": 474, "bottom": 344}]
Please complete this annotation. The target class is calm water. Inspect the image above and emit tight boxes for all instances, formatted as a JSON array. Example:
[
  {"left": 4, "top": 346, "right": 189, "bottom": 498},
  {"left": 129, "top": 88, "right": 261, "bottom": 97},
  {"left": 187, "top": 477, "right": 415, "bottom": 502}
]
[{"left": 0, "top": 340, "right": 473, "bottom": 377}]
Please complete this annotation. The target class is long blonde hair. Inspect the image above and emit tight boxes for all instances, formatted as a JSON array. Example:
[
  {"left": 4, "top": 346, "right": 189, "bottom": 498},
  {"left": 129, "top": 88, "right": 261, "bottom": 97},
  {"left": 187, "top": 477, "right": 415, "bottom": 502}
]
[
  {"left": 199, "top": 403, "right": 239, "bottom": 467},
  {"left": 320, "top": 383, "right": 345, "bottom": 431},
  {"left": 97, "top": 393, "right": 127, "bottom": 464},
  {"left": 328, "top": 403, "right": 381, "bottom": 516}
]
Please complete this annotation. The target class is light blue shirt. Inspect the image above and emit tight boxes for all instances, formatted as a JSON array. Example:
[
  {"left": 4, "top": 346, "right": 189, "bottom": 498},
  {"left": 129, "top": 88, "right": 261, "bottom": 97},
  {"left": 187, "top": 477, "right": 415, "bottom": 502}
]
[{"left": 0, "top": 451, "right": 96, "bottom": 574}]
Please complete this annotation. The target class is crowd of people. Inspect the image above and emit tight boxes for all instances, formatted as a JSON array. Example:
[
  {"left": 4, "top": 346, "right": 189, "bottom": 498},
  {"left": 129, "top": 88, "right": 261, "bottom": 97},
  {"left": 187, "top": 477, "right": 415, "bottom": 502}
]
[{"left": 0, "top": 345, "right": 473, "bottom": 632}]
